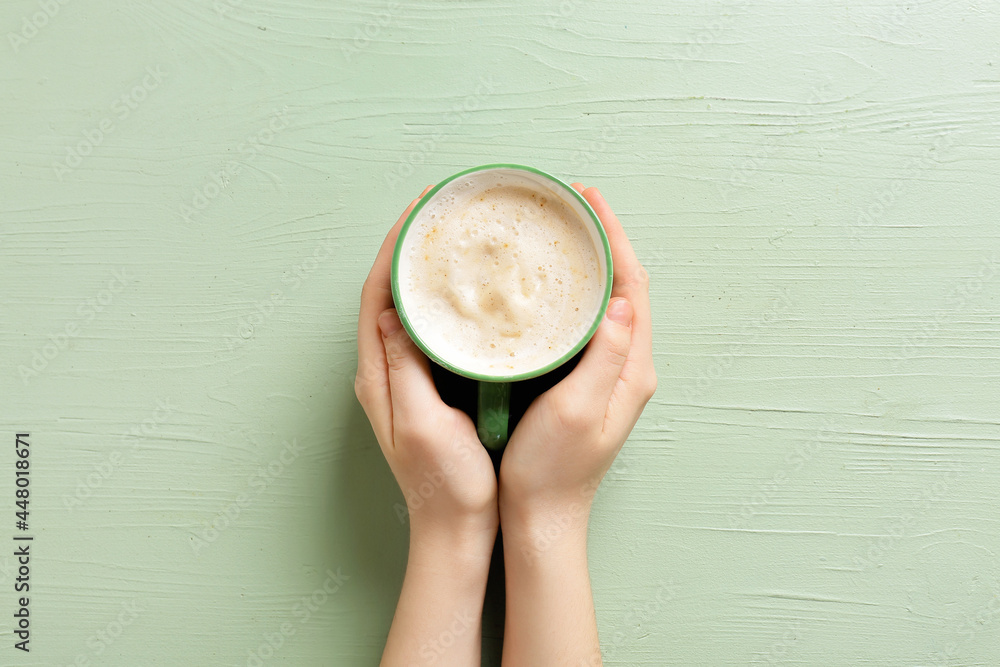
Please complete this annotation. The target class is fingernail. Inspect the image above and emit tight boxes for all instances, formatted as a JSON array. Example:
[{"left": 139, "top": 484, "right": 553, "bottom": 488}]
[
  {"left": 607, "top": 298, "right": 632, "bottom": 326},
  {"left": 378, "top": 310, "right": 403, "bottom": 337}
]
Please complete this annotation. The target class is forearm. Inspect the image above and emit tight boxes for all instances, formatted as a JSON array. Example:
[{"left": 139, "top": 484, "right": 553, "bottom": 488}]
[
  {"left": 500, "top": 504, "right": 601, "bottom": 667},
  {"left": 381, "top": 519, "right": 496, "bottom": 667}
]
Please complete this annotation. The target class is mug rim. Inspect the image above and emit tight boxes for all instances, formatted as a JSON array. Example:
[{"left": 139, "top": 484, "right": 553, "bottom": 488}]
[{"left": 390, "top": 163, "right": 614, "bottom": 382}]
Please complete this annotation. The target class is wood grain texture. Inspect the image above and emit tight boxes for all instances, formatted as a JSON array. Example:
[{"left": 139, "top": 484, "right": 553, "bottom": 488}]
[{"left": 1, "top": 0, "right": 998, "bottom": 664}]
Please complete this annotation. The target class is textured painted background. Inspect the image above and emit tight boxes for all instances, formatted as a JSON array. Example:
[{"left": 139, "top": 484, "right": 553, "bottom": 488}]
[{"left": 2, "top": 1, "right": 999, "bottom": 665}]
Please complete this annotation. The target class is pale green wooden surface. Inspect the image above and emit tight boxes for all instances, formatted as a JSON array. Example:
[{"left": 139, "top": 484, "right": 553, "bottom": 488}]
[{"left": 2, "top": 1, "right": 999, "bottom": 665}]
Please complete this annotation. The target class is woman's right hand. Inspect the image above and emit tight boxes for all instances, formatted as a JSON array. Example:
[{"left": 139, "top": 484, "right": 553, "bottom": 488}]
[{"left": 498, "top": 183, "right": 657, "bottom": 540}]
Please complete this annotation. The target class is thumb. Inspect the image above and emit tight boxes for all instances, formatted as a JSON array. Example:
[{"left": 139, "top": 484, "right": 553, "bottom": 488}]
[
  {"left": 558, "top": 298, "right": 633, "bottom": 412},
  {"left": 378, "top": 308, "right": 440, "bottom": 422}
]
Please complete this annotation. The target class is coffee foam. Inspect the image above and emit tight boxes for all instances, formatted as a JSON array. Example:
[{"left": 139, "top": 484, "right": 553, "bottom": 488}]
[{"left": 398, "top": 171, "right": 604, "bottom": 377}]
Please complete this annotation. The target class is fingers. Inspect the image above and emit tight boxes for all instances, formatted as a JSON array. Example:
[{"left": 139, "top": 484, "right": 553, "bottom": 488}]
[
  {"left": 360, "top": 184, "right": 434, "bottom": 316},
  {"left": 579, "top": 186, "right": 655, "bottom": 398},
  {"left": 574, "top": 183, "right": 646, "bottom": 294},
  {"left": 356, "top": 186, "right": 435, "bottom": 442},
  {"left": 581, "top": 187, "right": 642, "bottom": 289},
  {"left": 551, "top": 297, "right": 634, "bottom": 426},
  {"left": 378, "top": 309, "right": 441, "bottom": 443}
]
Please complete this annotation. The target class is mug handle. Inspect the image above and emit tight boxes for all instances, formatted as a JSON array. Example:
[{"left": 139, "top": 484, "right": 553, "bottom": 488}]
[{"left": 477, "top": 381, "right": 510, "bottom": 450}]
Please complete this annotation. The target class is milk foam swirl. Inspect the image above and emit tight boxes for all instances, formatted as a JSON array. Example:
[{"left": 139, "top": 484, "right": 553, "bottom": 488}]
[{"left": 399, "top": 172, "right": 604, "bottom": 376}]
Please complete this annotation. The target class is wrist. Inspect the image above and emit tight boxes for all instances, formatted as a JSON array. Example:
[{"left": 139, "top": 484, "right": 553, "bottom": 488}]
[
  {"left": 499, "top": 493, "right": 592, "bottom": 558},
  {"left": 497, "top": 461, "right": 601, "bottom": 527},
  {"left": 408, "top": 511, "right": 498, "bottom": 571}
]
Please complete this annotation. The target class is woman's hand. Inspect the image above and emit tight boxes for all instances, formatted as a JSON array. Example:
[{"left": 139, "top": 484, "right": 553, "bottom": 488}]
[
  {"left": 356, "top": 185, "right": 499, "bottom": 543},
  {"left": 499, "top": 183, "right": 656, "bottom": 533}
]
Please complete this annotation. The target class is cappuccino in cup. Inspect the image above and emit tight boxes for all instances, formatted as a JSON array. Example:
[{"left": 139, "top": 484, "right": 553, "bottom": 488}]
[{"left": 395, "top": 169, "right": 607, "bottom": 378}]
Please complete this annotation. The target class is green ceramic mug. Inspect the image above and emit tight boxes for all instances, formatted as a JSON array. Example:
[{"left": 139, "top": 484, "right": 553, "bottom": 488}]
[{"left": 390, "top": 164, "right": 613, "bottom": 450}]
